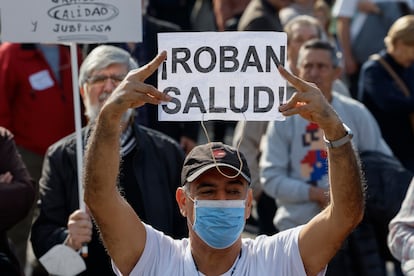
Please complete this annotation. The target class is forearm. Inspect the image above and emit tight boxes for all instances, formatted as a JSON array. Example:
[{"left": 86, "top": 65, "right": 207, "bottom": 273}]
[
  {"left": 325, "top": 123, "right": 364, "bottom": 230},
  {"left": 84, "top": 110, "right": 121, "bottom": 210},
  {"left": 84, "top": 108, "right": 145, "bottom": 275},
  {"left": 299, "top": 124, "right": 364, "bottom": 275},
  {"left": 0, "top": 181, "right": 35, "bottom": 230},
  {"left": 336, "top": 18, "right": 354, "bottom": 62}
]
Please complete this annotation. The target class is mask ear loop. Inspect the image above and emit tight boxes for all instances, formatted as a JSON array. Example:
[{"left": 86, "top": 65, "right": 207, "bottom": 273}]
[{"left": 200, "top": 113, "right": 246, "bottom": 179}]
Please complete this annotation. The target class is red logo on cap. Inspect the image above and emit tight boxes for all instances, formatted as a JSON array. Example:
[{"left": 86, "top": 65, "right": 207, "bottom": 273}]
[{"left": 212, "top": 148, "right": 226, "bottom": 159}]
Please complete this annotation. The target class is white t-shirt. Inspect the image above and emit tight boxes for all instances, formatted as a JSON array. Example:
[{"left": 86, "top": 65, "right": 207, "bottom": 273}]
[{"left": 113, "top": 224, "right": 327, "bottom": 275}]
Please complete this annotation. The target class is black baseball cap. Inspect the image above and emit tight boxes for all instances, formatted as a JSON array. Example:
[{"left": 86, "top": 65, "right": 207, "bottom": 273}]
[{"left": 181, "top": 142, "right": 251, "bottom": 185}]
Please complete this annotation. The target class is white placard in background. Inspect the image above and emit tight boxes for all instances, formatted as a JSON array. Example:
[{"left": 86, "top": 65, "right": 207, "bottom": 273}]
[
  {"left": 158, "top": 32, "right": 287, "bottom": 122},
  {"left": 0, "top": 0, "right": 142, "bottom": 43}
]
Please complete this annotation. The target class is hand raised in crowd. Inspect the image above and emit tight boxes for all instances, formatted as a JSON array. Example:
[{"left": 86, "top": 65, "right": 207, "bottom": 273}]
[
  {"left": 100, "top": 51, "right": 171, "bottom": 122},
  {"left": 277, "top": 65, "right": 343, "bottom": 137}
]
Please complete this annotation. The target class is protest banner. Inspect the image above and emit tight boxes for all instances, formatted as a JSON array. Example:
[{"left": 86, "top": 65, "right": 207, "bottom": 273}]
[
  {"left": 1, "top": 0, "right": 142, "bottom": 43},
  {"left": 158, "top": 32, "right": 287, "bottom": 122}
]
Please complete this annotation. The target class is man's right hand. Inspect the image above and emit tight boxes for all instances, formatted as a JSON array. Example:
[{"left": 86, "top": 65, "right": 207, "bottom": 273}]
[
  {"left": 100, "top": 51, "right": 171, "bottom": 123},
  {"left": 65, "top": 209, "right": 93, "bottom": 250}
]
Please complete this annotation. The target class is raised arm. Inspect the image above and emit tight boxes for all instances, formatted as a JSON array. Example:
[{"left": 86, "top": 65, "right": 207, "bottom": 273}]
[
  {"left": 277, "top": 66, "right": 365, "bottom": 275},
  {"left": 83, "top": 51, "right": 171, "bottom": 275}
]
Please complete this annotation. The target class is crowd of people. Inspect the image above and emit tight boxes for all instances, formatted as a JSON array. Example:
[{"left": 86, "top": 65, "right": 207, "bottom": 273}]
[{"left": 1, "top": 0, "right": 414, "bottom": 275}]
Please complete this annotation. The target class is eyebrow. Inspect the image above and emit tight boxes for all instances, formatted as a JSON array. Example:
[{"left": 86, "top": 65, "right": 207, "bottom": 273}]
[{"left": 195, "top": 179, "right": 245, "bottom": 190}]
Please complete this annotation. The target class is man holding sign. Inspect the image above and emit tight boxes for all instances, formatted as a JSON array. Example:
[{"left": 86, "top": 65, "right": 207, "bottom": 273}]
[
  {"left": 83, "top": 50, "right": 364, "bottom": 275},
  {"left": 31, "top": 45, "right": 187, "bottom": 275}
]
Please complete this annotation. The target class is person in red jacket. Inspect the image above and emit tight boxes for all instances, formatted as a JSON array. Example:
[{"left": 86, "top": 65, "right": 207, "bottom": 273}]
[{"left": 0, "top": 43, "right": 83, "bottom": 272}]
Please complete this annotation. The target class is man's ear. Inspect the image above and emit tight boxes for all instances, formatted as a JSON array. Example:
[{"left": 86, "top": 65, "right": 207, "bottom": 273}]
[
  {"left": 176, "top": 187, "right": 187, "bottom": 217},
  {"left": 79, "top": 84, "right": 87, "bottom": 101},
  {"left": 333, "top": 66, "right": 343, "bottom": 80},
  {"left": 245, "top": 188, "right": 254, "bottom": 219}
]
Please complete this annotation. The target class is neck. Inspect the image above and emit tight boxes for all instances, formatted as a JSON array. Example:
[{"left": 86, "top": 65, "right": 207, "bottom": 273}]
[
  {"left": 288, "top": 60, "right": 299, "bottom": 76},
  {"left": 389, "top": 49, "right": 409, "bottom": 68},
  {"left": 191, "top": 238, "right": 242, "bottom": 275}
]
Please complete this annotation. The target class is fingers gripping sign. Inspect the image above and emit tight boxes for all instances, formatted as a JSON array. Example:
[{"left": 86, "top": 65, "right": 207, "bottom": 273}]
[
  {"left": 277, "top": 65, "right": 338, "bottom": 129},
  {"left": 102, "top": 51, "right": 172, "bottom": 118}
]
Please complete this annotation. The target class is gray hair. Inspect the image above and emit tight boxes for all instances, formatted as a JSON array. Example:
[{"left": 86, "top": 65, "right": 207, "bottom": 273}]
[
  {"left": 284, "top": 15, "right": 325, "bottom": 42},
  {"left": 297, "top": 39, "right": 341, "bottom": 68},
  {"left": 79, "top": 45, "right": 138, "bottom": 87}
]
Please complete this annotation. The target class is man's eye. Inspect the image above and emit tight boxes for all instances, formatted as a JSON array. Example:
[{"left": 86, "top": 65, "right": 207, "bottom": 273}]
[
  {"left": 90, "top": 76, "right": 105, "bottom": 83},
  {"left": 114, "top": 75, "right": 125, "bottom": 82}
]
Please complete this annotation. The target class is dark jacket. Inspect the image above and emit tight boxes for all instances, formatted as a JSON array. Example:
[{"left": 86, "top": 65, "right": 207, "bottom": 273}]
[
  {"left": 85, "top": 15, "right": 200, "bottom": 143},
  {"left": 0, "top": 127, "right": 35, "bottom": 276},
  {"left": 237, "top": 0, "right": 283, "bottom": 31},
  {"left": 31, "top": 121, "right": 187, "bottom": 275},
  {"left": 359, "top": 50, "right": 414, "bottom": 171}
]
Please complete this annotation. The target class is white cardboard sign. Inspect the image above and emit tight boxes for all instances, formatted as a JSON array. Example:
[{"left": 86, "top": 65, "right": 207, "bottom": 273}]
[
  {"left": 0, "top": 0, "right": 142, "bottom": 43},
  {"left": 157, "top": 32, "right": 287, "bottom": 122}
]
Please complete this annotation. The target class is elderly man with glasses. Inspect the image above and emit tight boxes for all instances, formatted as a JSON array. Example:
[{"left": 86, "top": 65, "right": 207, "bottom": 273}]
[{"left": 30, "top": 45, "right": 188, "bottom": 275}]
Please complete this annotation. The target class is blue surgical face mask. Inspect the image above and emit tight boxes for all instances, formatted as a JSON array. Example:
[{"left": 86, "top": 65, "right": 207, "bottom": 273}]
[{"left": 189, "top": 198, "right": 246, "bottom": 249}]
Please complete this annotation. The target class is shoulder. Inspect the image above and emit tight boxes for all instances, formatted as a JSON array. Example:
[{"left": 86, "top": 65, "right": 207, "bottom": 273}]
[
  {"left": 243, "top": 226, "right": 303, "bottom": 250},
  {"left": 129, "top": 223, "right": 189, "bottom": 273},
  {"left": 332, "top": 93, "right": 377, "bottom": 123},
  {"left": 45, "top": 128, "right": 88, "bottom": 157},
  {"left": 333, "top": 79, "right": 351, "bottom": 98},
  {"left": 241, "top": 226, "right": 305, "bottom": 270},
  {"left": 145, "top": 15, "right": 181, "bottom": 32},
  {"left": 243, "top": 0, "right": 264, "bottom": 14},
  {"left": 0, "top": 43, "right": 20, "bottom": 53},
  {"left": 361, "top": 52, "right": 391, "bottom": 73},
  {"left": 333, "top": 92, "right": 367, "bottom": 110},
  {"left": 0, "top": 43, "right": 36, "bottom": 58},
  {"left": 238, "top": 0, "right": 266, "bottom": 29},
  {"left": 0, "top": 127, "right": 15, "bottom": 158},
  {"left": 134, "top": 123, "right": 184, "bottom": 155}
]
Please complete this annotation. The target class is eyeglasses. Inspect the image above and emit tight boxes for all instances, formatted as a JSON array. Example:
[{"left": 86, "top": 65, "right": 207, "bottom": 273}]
[{"left": 87, "top": 74, "right": 126, "bottom": 86}]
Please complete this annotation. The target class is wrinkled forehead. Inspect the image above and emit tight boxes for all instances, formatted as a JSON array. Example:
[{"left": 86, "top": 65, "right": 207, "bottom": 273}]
[
  {"left": 187, "top": 167, "right": 249, "bottom": 189},
  {"left": 299, "top": 48, "right": 333, "bottom": 65},
  {"left": 89, "top": 63, "right": 129, "bottom": 75},
  {"left": 290, "top": 24, "right": 319, "bottom": 40}
]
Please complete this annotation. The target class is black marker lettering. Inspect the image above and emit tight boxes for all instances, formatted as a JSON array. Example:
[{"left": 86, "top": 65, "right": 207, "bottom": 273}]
[
  {"left": 172, "top": 48, "right": 192, "bottom": 73},
  {"left": 194, "top": 47, "right": 216, "bottom": 73},
  {"left": 230, "top": 87, "right": 249, "bottom": 113},
  {"left": 183, "top": 87, "right": 206, "bottom": 113},
  {"left": 254, "top": 86, "right": 274, "bottom": 112},
  {"left": 241, "top": 46, "right": 263, "bottom": 72}
]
